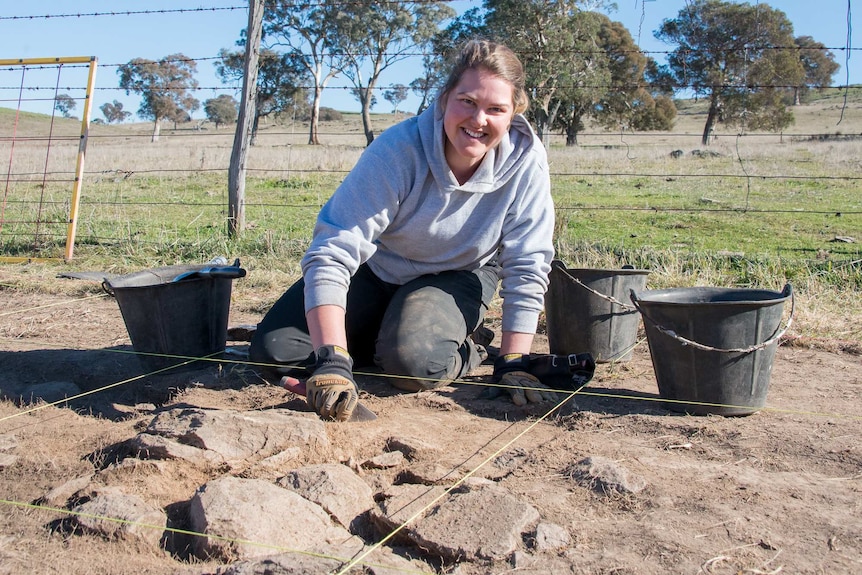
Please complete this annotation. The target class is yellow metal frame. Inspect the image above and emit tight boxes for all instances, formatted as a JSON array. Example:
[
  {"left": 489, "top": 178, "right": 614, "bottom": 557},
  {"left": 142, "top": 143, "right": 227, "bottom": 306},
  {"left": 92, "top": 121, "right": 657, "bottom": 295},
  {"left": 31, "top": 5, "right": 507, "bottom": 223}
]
[{"left": 0, "top": 56, "right": 98, "bottom": 262}]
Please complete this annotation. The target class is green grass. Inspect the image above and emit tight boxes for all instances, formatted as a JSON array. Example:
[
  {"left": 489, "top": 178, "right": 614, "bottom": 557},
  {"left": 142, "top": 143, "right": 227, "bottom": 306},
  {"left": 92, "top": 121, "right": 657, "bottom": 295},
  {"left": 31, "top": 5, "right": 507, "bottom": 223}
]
[
  {"left": 5, "top": 154, "right": 859, "bottom": 288},
  {"left": 2, "top": 100, "right": 861, "bottom": 342}
]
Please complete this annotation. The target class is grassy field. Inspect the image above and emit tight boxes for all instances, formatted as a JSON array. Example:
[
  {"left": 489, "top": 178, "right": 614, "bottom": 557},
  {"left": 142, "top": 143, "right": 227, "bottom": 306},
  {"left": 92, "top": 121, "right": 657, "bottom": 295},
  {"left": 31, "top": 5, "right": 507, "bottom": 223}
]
[{"left": 1, "top": 93, "right": 860, "bottom": 340}]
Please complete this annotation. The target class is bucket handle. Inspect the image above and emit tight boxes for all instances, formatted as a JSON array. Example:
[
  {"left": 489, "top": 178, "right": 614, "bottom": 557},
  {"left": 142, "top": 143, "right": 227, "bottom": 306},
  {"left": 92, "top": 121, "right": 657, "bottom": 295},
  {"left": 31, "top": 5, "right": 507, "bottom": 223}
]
[
  {"left": 554, "top": 263, "right": 637, "bottom": 311},
  {"left": 101, "top": 279, "right": 115, "bottom": 297},
  {"left": 629, "top": 284, "right": 794, "bottom": 354}
]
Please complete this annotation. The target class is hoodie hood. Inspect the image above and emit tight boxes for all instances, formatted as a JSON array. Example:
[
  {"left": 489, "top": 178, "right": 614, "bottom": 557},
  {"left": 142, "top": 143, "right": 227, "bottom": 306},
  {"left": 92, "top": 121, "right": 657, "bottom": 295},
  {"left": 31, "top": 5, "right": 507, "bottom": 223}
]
[{"left": 418, "top": 100, "right": 542, "bottom": 194}]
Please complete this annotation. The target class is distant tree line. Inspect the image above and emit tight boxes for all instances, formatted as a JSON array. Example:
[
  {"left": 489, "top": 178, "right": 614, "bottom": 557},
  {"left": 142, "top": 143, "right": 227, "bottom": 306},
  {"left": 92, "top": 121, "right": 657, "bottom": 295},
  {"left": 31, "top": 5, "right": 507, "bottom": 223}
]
[{"left": 106, "top": 0, "right": 838, "bottom": 146}]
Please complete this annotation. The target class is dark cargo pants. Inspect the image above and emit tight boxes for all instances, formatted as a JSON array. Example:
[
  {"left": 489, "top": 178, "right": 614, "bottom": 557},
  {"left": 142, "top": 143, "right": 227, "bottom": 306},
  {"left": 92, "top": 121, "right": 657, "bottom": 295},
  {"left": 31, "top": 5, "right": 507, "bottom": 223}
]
[{"left": 249, "top": 263, "right": 499, "bottom": 391}]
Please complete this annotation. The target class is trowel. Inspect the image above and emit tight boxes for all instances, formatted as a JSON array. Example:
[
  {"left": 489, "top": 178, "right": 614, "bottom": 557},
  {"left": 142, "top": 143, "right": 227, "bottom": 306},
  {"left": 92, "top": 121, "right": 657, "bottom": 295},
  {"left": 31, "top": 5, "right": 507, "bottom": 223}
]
[
  {"left": 279, "top": 376, "right": 378, "bottom": 422},
  {"left": 172, "top": 258, "right": 246, "bottom": 282}
]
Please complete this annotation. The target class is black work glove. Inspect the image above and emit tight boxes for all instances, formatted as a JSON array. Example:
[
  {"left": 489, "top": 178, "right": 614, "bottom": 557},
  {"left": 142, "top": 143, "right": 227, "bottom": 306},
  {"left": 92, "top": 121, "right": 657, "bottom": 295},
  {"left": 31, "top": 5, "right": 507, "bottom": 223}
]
[
  {"left": 528, "top": 353, "right": 596, "bottom": 390},
  {"left": 493, "top": 353, "right": 560, "bottom": 406},
  {"left": 306, "top": 345, "right": 359, "bottom": 422}
]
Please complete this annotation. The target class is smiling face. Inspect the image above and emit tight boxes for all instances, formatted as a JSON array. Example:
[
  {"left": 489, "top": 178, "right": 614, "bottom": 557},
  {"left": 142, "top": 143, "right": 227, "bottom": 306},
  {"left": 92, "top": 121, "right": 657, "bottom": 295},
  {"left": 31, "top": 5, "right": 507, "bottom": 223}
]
[{"left": 442, "top": 67, "right": 516, "bottom": 184}]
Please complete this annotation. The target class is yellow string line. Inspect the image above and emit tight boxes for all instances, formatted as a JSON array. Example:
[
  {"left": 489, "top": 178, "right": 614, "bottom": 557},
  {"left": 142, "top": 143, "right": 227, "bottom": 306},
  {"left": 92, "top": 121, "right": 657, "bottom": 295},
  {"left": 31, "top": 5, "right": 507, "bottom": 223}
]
[
  {"left": 0, "top": 499, "right": 433, "bottom": 575},
  {"left": 2, "top": 333, "right": 859, "bottom": 424},
  {"left": 572, "top": 390, "right": 862, "bottom": 421},
  {"left": 0, "top": 288, "right": 853, "bottom": 421},
  {"left": 334, "top": 385, "right": 583, "bottom": 575},
  {"left": 0, "top": 291, "right": 109, "bottom": 317},
  {"left": 0, "top": 353, "right": 213, "bottom": 423}
]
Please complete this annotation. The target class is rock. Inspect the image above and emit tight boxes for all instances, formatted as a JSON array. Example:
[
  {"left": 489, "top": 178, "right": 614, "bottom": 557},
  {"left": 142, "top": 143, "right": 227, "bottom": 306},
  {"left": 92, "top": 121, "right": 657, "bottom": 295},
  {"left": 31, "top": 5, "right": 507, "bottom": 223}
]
[
  {"left": 0, "top": 453, "right": 17, "bottom": 469},
  {"left": 396, "top": 462, "right": 461, "bottom": 485},
  {"left": 669, "top": 149, "right": 684, "bottom": 158},
  {"left": 371, "top": 484, "right": 448, "bottom": 539},
  {"left": 71, "top": 491, "right": 166, "bottom": 550},
  {"left": 408, "top": 485, "right": 541, "bottom": 561},
  {"left": 362, "top": 451, "right": 405, "bottom": 469},
  {"left": 277, "top": 463, "right": 374, "bottom": 530},
  {"left": 217, "top": 539, "right": 429, "bottom": 575},
  {"left": 189, "top": 476, "right": 350, "bottom": 561},
  {"left": 37, "top": 474, "right": 94, "bottom": 507},
  {"left": 0, "top": 434, "right": 17, "bottom": 451},
  {"left": 384, "top": 436, "right": 439, "bottom": 460},
  {"left": 137, "top": 408, "right": 329, "bottom": 467},
  {"left": 372, "top": 483, "right": 540, "bottom": 561},
  {"left": 493, "top": 447, "right": 530, "bottom": 471},
  {"left": 565, "top": 456, "right": 647, "bottom": 494},
  {"left": 215, "top": 551, "right": 343, "bottom": 574},
  {"left": 534, "top": 521, "right": 571, "bottom": 551},
  {"left": 251, "top": 447, "right": 303, "bottom": 476},
  {"left": 130, "top": 433, "right": 225, "bottom": 467},
  {"left": 511, "top": 550, "right": 534, "bottom": 568}
]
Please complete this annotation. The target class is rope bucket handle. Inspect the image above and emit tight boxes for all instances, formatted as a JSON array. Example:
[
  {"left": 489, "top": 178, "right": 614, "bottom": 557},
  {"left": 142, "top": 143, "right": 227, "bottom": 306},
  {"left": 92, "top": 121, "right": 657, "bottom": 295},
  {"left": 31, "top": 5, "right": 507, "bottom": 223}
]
[
  {"left": 552, "top": 262, "right": 637, "bottom": 311},
  {"left": 629, "top": 284, "right": 794, "bottom": 354}
]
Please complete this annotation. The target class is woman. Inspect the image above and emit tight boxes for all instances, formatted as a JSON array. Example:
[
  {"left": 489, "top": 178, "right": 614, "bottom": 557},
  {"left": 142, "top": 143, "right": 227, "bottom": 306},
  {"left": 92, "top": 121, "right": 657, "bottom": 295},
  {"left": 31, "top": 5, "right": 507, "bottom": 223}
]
[{"left": 249, "top": 39, "right": 557, "bottom": 421}]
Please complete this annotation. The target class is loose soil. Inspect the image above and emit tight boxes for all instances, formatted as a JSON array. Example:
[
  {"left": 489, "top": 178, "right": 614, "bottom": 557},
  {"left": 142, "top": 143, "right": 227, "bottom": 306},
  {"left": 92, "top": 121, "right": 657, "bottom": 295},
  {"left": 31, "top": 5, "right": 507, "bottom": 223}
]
[{"left": 0, "top": 287, "right": 860, "bottom": 574}]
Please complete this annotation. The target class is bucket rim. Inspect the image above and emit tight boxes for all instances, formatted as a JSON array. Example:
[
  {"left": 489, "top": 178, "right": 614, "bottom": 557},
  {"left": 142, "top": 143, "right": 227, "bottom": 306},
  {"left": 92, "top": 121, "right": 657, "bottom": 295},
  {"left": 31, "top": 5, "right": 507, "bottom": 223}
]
[
  {"left": 103, "top": 262, "right": 244, "bottom": 292},
  {"left": 630, "top": 285, "right": 791, "bottom": 306},
  {"left": 550, "top": 261, "right": 650, "bottom": 275},
  {"left": 553, "top": 266, "right": 651, "bottom": 275}
]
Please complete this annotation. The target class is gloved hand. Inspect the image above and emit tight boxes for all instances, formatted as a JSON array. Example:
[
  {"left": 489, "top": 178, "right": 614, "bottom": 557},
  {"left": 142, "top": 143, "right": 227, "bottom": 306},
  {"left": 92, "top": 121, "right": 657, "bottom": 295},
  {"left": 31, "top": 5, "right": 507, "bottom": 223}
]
[
  {"left": 493, "top": 353, "right": 560, "bottom": 406},
  {"left": 306, "top": 345, "right": 359, "bottom": 422}
]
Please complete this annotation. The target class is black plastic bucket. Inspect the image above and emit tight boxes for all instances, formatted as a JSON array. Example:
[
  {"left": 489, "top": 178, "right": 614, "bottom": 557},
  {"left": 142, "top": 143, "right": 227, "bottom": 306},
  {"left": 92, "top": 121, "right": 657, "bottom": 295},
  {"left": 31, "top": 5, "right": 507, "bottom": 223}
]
[
  {"left": 103, "top": 263, "right": 245, "bottom": 371},
  {"left": 630, "top": 285, "right": 792, "bottom": 416},
  {"left": 545, "top": 261, "right": 649, "bottom": 362}
]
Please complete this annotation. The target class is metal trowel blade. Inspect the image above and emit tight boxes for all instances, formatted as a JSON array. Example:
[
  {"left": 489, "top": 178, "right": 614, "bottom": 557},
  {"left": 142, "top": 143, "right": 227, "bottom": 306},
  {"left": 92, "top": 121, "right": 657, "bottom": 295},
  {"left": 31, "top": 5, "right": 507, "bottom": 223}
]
[{"left": 348, "top": 401, "right": 378, "bottom": 422}]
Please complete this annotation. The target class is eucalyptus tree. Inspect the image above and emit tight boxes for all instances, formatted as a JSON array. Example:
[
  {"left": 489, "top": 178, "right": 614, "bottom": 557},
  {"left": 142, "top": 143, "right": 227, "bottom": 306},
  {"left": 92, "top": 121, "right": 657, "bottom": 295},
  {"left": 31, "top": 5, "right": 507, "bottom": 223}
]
[
  {"left": 590, "top": 18, "right": 676, "bottom": 137},
  {"left": 793, "top": 36, "right": 839, "bottom": 105},
  {"left": 483, "top": 0, "right": 616, "bottom": 144},
  {"left": 203, "top": 94, "right": 239, "bottom": 129},
  {"left": 118, "top": 53, "right": 200, "bottom": 142},
  {"left": 216, "top": 47, "right": 309, "bottom": 144},
  {"left": 100, "top": 100, "right": 132, "bottom": 124},
  {"left": 54, "top": 94, "right": 76, "bottom": 118},
  {"left": 331, "top": 0, "right": 455, "bottom": 145},
  {"left": 412, "top": 7, "right": 484, "bottom": 115},
  {"left": 544, "top": 9, "right": 611, "bottom": 146},
  {"left": 262, "top": 0, "right": 345, "bottom": 145},
  {"left": 383, "top": 84, "right": 408, "bottom": 115},
  {"left": 655, "top": 0, "right": 807, "bottom": 144}
]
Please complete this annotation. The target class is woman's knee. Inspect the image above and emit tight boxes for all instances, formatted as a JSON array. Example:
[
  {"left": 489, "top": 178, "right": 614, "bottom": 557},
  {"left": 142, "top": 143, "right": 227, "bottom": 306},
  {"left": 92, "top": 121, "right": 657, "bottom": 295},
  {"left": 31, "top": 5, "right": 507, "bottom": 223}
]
[
  {"left": 375, "top": 287, "right": 467, "bottom": 390},
  {"left": 375, "top": 327, "right": 461, "bottom": 390}
]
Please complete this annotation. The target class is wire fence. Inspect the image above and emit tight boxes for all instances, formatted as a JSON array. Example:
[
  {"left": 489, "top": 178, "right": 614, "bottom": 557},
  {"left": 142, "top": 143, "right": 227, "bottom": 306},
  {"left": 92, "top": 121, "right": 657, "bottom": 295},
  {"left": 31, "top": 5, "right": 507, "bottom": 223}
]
[{"left": 0, "top": 1, "right": 860, "bottom": 266}]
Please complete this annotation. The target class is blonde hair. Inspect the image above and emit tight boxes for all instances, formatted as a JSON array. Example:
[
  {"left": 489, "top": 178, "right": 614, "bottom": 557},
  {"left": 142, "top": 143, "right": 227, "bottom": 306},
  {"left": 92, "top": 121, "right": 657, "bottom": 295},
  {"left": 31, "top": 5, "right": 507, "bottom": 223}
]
[{"left": 438, "top": 39, "right": 529, "bottom": 115}]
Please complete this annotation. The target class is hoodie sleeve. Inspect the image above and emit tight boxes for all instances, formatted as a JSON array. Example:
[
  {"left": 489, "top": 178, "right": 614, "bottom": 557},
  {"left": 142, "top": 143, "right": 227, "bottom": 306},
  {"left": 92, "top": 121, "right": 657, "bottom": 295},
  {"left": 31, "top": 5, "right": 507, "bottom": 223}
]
[
  {"left": 497, "top": 150, "right": 555, "bottom": 334},
  {"left": 301, "top": 144, "right": 410, "bottom": 312}
]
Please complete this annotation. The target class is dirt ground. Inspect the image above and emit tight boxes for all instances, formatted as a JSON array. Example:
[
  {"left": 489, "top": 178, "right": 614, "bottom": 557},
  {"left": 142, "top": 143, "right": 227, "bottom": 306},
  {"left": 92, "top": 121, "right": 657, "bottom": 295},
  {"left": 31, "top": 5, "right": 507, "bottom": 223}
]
[{"left": 0, "top": 286, "right": 860, "bottom": 575}]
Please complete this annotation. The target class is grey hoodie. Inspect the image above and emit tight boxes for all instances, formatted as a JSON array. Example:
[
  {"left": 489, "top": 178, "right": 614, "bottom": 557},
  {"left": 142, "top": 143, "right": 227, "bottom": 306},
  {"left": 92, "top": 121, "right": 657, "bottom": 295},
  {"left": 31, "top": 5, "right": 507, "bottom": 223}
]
[{"left": 301, "top": 101, "right": 554, "bottom": 334}]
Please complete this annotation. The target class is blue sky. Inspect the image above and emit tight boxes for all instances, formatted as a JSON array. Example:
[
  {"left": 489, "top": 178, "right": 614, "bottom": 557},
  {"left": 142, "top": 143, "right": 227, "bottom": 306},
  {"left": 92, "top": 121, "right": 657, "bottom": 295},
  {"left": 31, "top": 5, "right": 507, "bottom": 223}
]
[{"left": 2, "top": 1, "right": 858, "bottom": 120}]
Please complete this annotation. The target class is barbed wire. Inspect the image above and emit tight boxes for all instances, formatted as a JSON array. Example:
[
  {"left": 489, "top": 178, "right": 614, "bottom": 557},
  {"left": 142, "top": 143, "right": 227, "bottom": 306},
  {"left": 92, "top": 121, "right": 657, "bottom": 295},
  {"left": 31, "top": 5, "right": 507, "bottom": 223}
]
[
  {"left": 4, "top": 128, "right": 862, "bottom": 147},
  {"left": 5, "top": 164, "right": 862, "bottom": 185},
  {"left": 0, "top": 6, "right": 245, "bottom": 21},
  {"left": 0, "top": 0, "right": 459, "bottom": 22},
  {"left": 1, "top": 44, "right": 858, "bottom": 72},
  {"left": 3, "top": 82, "right": 860, "bottom": 97},
  {"left": 3, "top": 198, "right": 858, "bottom": 216}
]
